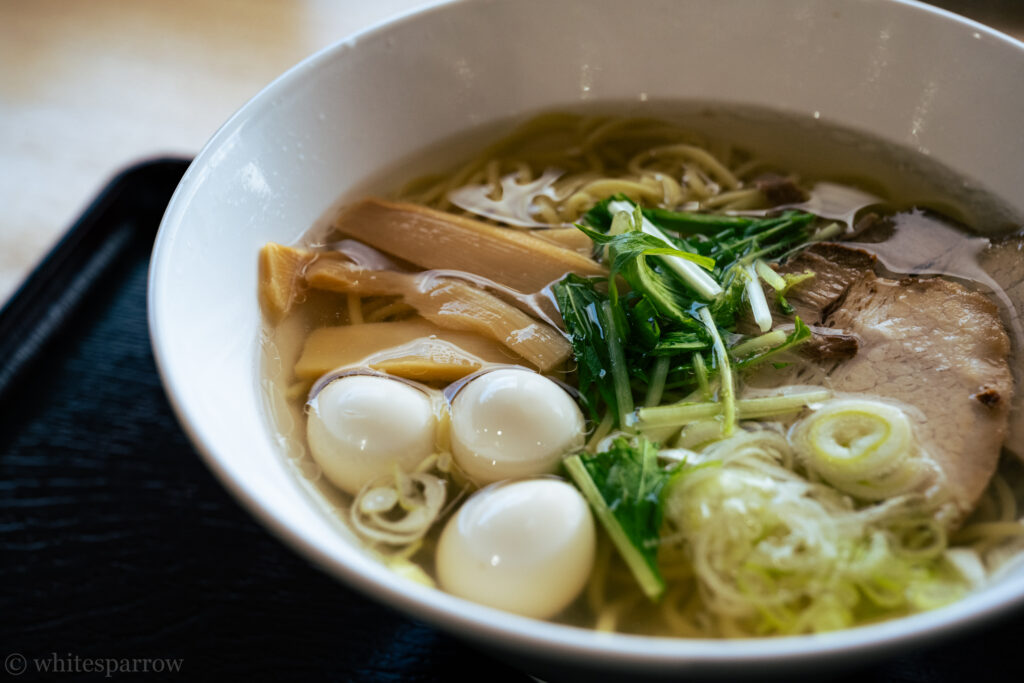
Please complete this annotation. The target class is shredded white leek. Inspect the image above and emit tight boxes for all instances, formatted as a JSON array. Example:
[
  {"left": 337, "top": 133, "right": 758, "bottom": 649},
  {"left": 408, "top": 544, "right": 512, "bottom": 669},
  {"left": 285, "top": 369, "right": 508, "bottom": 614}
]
[
  {"left": 350, "top": 464, "right": 447, "bottom": 547},
  {"left": 660, "top": 429, "right": 969, "bottom": 636},
  {"left": 385, "top": 556, "right": 437, "bottom": 588},
  {"left": 789, "top": 399, "right": 925, "bottom": 501},
  {"left": 743, "top": 263, "right": 773, "bottom": 333}
]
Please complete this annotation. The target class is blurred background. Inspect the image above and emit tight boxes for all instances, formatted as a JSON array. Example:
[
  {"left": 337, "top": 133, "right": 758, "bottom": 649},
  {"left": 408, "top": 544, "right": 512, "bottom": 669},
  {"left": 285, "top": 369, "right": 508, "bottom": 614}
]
[
  {"left": 0, "top": 0, "right": 429, "bottom": 306},
  {"left": 1, "top": 0, "right": 1022, "bottom": 308}
]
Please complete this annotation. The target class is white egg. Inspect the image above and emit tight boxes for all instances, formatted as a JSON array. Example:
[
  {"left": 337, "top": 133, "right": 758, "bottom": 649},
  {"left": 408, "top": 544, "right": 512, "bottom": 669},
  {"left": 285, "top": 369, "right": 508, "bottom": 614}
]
[
  {"left": 306, "top": 375, "right": 436, "bottom": 494},
  {"left": 436, "top": 478, "right": 595, "bottom": 619},
  {"left": 450, "top": 368, "right": 585, "bottom": 484}
]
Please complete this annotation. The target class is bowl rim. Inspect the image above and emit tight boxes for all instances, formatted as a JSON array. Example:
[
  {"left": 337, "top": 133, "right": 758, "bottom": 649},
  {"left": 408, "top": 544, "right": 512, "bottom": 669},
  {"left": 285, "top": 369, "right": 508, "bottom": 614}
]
[{"left": 148, "top": 0, "right": 1024, "bottom": 670}]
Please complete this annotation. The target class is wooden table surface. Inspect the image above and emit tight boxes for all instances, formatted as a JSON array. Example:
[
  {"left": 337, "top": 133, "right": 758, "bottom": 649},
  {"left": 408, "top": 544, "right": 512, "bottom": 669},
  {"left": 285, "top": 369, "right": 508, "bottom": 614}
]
[
  {"left": 0, "top": 0, "right": 427, "bottom": 306},
  {"left": 0, "top": 0, "right": 1021, "bottom": 304}
]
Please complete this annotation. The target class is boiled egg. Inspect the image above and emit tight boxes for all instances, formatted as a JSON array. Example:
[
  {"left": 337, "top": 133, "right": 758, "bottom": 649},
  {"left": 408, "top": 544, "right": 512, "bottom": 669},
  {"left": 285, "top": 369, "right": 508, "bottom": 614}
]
[
  {"left": 449, "top": 368, "right": 585, "bottom": 484},
  {"left": 436, "top": 478, "right": 595, "bottom": 619},
  {"left": 306, "top": 374, "right": 436, "bottom": 494}
]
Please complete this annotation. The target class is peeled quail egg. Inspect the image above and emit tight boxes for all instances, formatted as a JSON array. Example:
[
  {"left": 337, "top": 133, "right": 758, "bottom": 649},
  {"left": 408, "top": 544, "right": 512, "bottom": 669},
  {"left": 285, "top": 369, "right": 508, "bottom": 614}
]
[
  {"left": 436, "top": 478, "right": 595, "bottom": 619},
  {"left": 450, "top": 368, "right": 585, "bottom": 484},
  {"left": 306, "top": 374, "right": 435, "bottom": 494}
]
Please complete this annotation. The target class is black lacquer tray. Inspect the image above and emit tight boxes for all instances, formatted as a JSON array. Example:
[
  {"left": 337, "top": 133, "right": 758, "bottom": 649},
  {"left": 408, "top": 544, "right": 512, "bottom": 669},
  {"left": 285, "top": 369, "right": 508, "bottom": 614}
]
[{"left": 0, "top": 159, "right": 1020, "bottom": 681}]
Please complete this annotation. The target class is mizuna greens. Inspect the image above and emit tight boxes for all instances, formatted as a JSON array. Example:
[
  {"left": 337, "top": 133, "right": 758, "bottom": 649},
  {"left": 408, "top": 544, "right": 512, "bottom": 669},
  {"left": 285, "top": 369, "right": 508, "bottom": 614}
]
[
  {"left": 555, "top": 197, "right": 840, "bottom": 598},
  {"left": 553, "top": 196, "right": 830, "bottom": 434},
  {"left": 564, "top": 437, "right": 682, "bottom": 600}
]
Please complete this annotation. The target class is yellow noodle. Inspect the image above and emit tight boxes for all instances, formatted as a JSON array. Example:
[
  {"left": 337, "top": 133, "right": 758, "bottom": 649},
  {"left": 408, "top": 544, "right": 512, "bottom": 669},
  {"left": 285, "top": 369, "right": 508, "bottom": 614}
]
[
  {"left": 285, "top": 381, "right": 310, "bottom": 403},
  {"left": 718, "top": 188, "right": 768, "bottom": 211},
  {"left": 360, "top": 296, "right": 397, "bottom": 317},
  {"left": 396, "top": 113, "right": 773, "bottom": 223},
  {"left": 992, "top": 473, "right": 1017, "bottom": 522},
  {"left": 586, "top": 537, "right": 614, "bottom": 615},
  {"left": 578, "top": 178, "right": 664, "bottom": 204},
  {"left": 563, "top": 191, "right": 600, "bottom": 219},
  {"left": 660, "top": 562, "right": 695, "bottom": 582},
  {"left": 733, "top": 158, "right": 775, "bottom": 180},
  {"left": 582, "top": 148, "right": 605, "bottom": 173},
  {"left": 531, "top": 195, "right": 561, "bottom": 225},
  {"left": 718, "top": 615, "right": 749, "bottom": 639},
  {"left": 632, "top": 143, "right": 740, "bottom": 189},
  {"left": 952, "top": 521, "right": 1024, "bottom": 544},
  {"left": 552, "top": 171, "right": 600, "bottom": 198},
  {"left": 484, "top": 159, "right": 501, "bottom": 197},
  {"left": 972, "top": 489, "right": 1000, "bottom": 522},
  {"left": 702, "top": 187, "right": 764, "bottom": 209},
  {"left": 346, "top": 293, "right": 363, "bottom": 325},
  {"left": 365, "top": 301, "right": 416, "bottom": 323},
  {"left": 513, "top": 161, "right": 533, "bottom": 183},
  {"left": 657, "top": 173, "right": 685, "bottom": 206},
  {"left": 595, "top": 593, "right": 644, "bottom": 633},
  {"left": 581, "top": 116, "right": 641, "bottom": 151},
  {"left": 660, "top": 581, "right": 705, "bottom": 637},
  {"left": 585, "top": 412, "right": 615, "bottom": 452},
  {"left": 682, "top": 165, "right": 713, "bottom": 199}
]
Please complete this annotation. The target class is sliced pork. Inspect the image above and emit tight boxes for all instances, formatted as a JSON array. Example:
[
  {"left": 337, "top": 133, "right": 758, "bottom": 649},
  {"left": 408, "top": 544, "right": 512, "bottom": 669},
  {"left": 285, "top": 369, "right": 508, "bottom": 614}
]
[
  {"left": 769, "top": 244, "right": 1014, "bottom": 515},
  {"left": 978, "top": 233, "right": 1024, "bottom": 459}
]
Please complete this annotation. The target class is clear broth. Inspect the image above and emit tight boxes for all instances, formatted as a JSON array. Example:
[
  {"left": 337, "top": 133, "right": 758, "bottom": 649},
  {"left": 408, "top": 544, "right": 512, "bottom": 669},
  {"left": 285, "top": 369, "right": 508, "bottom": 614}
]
[{"left": 259, "top": 103, "right": 1024, "bottom": 635}]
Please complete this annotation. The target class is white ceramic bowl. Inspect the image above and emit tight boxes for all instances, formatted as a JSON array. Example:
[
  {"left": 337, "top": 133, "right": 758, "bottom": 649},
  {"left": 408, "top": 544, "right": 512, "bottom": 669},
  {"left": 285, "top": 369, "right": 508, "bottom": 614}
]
[{"left": 149, "top": 0, "right": 1024, "bottom": 678}]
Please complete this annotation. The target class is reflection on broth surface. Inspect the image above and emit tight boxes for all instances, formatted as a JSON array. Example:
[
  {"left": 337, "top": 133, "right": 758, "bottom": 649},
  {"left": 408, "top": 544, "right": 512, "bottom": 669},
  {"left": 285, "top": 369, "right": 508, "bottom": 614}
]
[{"left": 259, "top": 110, "right": 1024, "bottom": 637}]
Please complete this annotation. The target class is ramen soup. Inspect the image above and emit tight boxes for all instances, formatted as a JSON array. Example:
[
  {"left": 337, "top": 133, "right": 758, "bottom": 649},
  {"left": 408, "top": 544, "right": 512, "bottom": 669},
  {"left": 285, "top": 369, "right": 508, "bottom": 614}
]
[{"left": 258, "top": 112, "right": 1024, "bottom": 637}]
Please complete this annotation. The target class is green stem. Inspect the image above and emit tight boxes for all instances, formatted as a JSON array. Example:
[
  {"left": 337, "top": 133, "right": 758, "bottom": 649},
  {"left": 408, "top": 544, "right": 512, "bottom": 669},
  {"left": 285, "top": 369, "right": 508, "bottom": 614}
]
[
  {"left": 603, "top": 299, "right": 634, "bottom": 430},
  {"left": 644, "top": 356, "right": 671, "bottom": 408},
  {"left": 693, "top": 352, "right": 711, "bottom": 401},
  {"left": 635, "top": 389, "right": 832, "bottom": 428},
  {"left": 698, "top": 306, "right": 735, "bottom": 436},
  {"left": 585, "top": 412, "right": 615, "bottom": 452},
  {"left": 755, "top": 258, "right": 787, "bottom": 292},
  {"left": 730, "top": 329, "right": 788, "bottom": 360},
  {"left": 563, "top": 455, "right": 666, "bottom": 600}
]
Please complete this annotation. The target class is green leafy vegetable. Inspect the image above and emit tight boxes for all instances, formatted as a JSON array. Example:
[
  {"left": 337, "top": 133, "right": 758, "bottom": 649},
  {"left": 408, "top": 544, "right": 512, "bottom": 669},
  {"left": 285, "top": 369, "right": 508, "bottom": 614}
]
[
  {"left": 607, "top": 201, "right": 724, "bottom": 299},
  {"left": 584, "top": 194, "right": 753, "bottom": 235},
  {"left": 551, "top": 275, "right": 618, "bottom": 423},
  {"left": 734, "top": 317, "right": 813, "bottom": 370},
  {"left": 603, "top": 299, "right": 635, "bottom": 430},
  {"left": 563, "top": 437, "right": 682, "bottom": 600},
  {"left": 626, "top": 295, "right": 661, "bottom": 349},
  {"left": 651, "top": 331, "right": 707, "bottom": 356},
  {"left": 642, "top": 207, "right": 754, "bottom": 233},
  {"left": 556, "top": 195, "right": 825, "bottom": 433},
  {"left": 578, "top": 221, "right": 717, "bottom": 316},
  {"left": 554, "top": 194, "right": 838, "bottom": 606}
]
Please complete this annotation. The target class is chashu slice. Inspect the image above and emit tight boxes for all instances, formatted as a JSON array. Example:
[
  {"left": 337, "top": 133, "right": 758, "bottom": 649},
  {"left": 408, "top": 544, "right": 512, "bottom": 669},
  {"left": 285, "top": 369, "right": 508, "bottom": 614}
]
[
  {"left": 823, "top": 275, "right": 1013, "bottom": 514},
  {"left": 763, "top": 244, "right": 1014, "bottom": 516},
  {"left": 978, "top": 233, "right": 1024, "bottom": 459}
]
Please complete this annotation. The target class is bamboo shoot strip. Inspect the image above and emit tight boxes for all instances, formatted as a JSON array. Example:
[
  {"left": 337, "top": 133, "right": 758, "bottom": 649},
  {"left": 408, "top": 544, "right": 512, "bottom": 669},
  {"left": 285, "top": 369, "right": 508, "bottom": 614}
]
[
  {"left": 305, "top": 258, "right": 571, "bottom": 371},
  {"left": 294, "top": 319, "right": 523, "bottom": 382},
  {"left": 258, "top": 242, "right": 317, "bottom": 321},
  {"left": 333, "top": 198, "right": 606, "bottom": 293}
]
